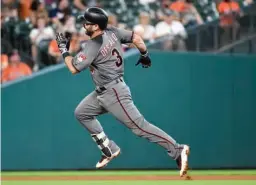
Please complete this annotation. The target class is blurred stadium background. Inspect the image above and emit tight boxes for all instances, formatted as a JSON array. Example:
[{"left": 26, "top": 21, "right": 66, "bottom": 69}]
[
  {"left": 1, "top": 0, "right": 255, "bottom": 75},
  {"left": 1, "top": 0, "right": 256, "bottom": 185}
]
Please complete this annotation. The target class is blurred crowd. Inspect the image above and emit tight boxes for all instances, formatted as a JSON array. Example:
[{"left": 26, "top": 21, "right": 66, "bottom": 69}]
[{"left": 1, "top": 0, "right": 255, "bottom": 84}]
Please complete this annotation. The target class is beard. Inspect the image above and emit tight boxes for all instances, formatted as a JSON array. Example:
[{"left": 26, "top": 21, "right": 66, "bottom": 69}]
[{"left": 85, "top": 29, "right": 94, "bottom": 37}]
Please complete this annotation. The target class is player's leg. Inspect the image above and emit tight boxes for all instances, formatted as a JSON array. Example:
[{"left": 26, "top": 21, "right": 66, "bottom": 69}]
[
  {"left": 74, "top": 91, "right": 120, "bottom": 168},
  {"left": 99, "top": 82, "right": 189, "bottom": 176}
]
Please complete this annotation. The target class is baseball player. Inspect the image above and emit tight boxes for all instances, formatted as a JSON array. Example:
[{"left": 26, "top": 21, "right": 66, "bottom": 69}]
[{"left": 56, "top": 7, "right": 190, "bottom": 177}]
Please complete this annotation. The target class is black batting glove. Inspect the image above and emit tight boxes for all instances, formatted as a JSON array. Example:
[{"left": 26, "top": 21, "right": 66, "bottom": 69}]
[
  {"left": 65, "top": 32, "right": 72, "bottom": 50},
  {"left": 135, "top": 50, "right": 151, "bottom": 68},
  {"left": 56, "top": 32, "right": 70, "bottom": 55}
]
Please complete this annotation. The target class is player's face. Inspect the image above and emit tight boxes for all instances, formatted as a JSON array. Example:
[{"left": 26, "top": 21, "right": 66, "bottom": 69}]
[{"left": 83, "top": 24, "right": 97, "bottom": 37}]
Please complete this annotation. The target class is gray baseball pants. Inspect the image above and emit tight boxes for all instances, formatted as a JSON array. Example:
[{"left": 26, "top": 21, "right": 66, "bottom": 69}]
[{"left": 74, "top": 77, "right": 184, "bottom": 160}]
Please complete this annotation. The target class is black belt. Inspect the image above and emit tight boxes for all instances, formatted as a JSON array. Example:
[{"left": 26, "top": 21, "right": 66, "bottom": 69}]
[
  {"left": 96, "top": 78, "right": 123, "bottom": 94},
  {"left": 96, "top": 86, "right": 107, "bottom": 94}
]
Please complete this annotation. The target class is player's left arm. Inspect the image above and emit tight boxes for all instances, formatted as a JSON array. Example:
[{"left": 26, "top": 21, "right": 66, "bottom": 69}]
[
  {"left": 111, "top": 26, "right": 148, "bottom": 54},
  {"left": 132, "top": 33, "right": 147, "bottom": 55},
  {"left": 111, "top": 26, "right": 151, "bottom": 68},
  {"left": 132, "top": 33, "right": 151, "bottom": 68}
]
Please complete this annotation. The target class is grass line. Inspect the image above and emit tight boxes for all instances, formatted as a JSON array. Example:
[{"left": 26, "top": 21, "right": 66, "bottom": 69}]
[
  {"left": 1, "top": 170, "right": 256, "bottom": 176},
  {"left": 2, "top": 181, "right": 256, "bottom": 185}
]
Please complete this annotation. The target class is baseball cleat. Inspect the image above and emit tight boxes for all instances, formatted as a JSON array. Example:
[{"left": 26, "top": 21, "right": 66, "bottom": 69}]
[
  {"left": 179, "top": 145, "right": 190, "bottom": 177},
  {"left": 96, "top": 148, "right": 121, "bottom": 169}
]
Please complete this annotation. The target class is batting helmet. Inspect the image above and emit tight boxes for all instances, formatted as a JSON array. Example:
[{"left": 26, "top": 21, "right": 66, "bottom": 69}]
[{"left": 78, "top": 7, "right": 108, "bottom": 30}]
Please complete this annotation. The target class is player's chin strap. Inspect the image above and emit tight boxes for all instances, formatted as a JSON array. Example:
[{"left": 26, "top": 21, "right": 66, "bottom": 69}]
[{"left": 91, "top": 132, "right": 113, "bottom": 158}]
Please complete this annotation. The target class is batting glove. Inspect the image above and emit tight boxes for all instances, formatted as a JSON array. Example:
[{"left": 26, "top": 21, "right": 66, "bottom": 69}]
[
  {"left": 56, "top": 32, "right": 70, "bottom": 54},
  {"left": 135, "top": 50, "right": 152, "bottom": 68}
]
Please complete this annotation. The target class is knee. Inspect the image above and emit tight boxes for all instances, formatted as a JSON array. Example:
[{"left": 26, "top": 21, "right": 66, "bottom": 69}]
[
  {"left": 130, "top": 117, "right": 148, "bottom": 136},
  {"left": 74, "top": 106, "right": 82, "bottom": 121},
  {"left": 74, "top": 106, "right": 91, "bottom": 122},
  {"left": 132, "top": 128, "right": 143, "bottom": 136}
]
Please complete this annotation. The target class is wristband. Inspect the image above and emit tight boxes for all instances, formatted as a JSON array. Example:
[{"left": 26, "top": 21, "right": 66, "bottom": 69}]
[
  {"left": 62, "top": 52, "right": 70, "bottom": 59},
  {"left": 140, "top": 50, "right": 148, "bottom": 57}
]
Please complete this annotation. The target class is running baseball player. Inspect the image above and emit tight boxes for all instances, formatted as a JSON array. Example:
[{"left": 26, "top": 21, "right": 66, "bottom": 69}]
[{"left": 56, "top": 7, "right": 190, "bottom": 177}]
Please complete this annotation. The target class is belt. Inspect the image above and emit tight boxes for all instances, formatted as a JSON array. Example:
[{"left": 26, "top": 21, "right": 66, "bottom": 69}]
[{"left": 95, "top": 77, "right": 123, "bottom": 94}]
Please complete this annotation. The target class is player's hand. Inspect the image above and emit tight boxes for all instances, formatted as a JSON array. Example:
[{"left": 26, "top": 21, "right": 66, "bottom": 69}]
[
  {"left": 65, "top": 32, "right": 72, "bottom": 50},
  {"left": 135, "top": 52, "right": 151, "bottom": 68},
  {"left": 56, "top": 32, "right": 70, "bottom": 54}
]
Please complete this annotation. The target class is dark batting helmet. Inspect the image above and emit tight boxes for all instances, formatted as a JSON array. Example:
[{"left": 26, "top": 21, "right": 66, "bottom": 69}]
[{"left": 78, "top": 7, "right": 108, "bottom": 30}]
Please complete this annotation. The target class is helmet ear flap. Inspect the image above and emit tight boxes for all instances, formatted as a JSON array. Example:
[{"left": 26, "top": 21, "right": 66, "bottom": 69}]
[{"left": 91, "top": 24, "right": 99, "bottom": 31}]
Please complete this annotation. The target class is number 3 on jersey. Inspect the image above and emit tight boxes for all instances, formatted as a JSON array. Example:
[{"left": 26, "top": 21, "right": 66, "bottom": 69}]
[{"left": 112, "top": 48, "right": 123, "bottom": 67}]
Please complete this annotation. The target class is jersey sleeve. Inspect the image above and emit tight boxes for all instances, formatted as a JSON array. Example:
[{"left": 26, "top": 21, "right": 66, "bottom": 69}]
[
  {"left": 72, "top": 43, "right": 99, "bottom": 72},
  {"left": 111, "top": 26, "right": 134, "bottom": 44}
]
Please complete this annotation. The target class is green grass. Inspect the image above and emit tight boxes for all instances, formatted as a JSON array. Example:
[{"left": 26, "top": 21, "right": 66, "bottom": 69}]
[
  {"left": 2, "top": 170, "right": 256, "bottom": 176},
  {"left": 2, "top": 181, "right": 256, "bottom": 185},
  {"left": 1, "top": 170, "right": 256, "bottom": 185}
]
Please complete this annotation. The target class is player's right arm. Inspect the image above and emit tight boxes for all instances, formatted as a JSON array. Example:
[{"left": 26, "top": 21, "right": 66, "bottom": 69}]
[
  {"left": 56, "top": 33, "right": 98, "bottom": 74},
  {"left": 62, "top": 55, "right": 79, "bottom": 74}
]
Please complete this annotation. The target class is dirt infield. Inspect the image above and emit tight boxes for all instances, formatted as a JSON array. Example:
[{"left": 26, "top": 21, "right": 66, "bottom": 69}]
[{"left": 2, "top": 175, "right": 256, "bottom": 181}]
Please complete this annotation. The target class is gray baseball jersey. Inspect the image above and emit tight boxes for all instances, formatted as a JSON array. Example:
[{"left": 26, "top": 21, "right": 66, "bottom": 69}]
[{"left": 72, "top": 26, "right": 133, "bottom": 87}]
